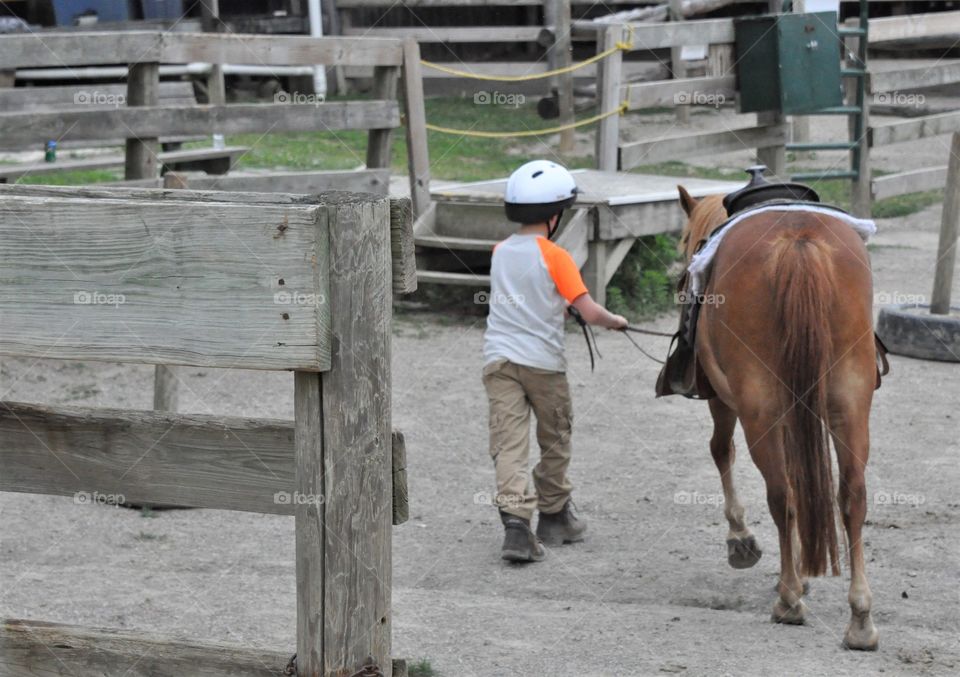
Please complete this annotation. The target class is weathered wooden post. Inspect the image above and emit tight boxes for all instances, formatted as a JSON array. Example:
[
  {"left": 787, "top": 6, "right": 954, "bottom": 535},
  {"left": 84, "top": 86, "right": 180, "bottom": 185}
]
[
  {"left": 931, "top": 132, "right": 960, "bottom": 315},
  {"left": 401, "top": 39, "right": 431, "bottom": 221},
  {"left": 595, "top": 24, "right": 623, "bottom": 172},
  {"left": 544, "top": 0, "right": 575, "bottom": 152},
  {"left": 295, "top": 193, "right": 393, "bottom": 677},
  {"left": 669, "top": 0, "right": 690, "bottom": 125},
  {"left": 367, "top": 64, "right": 400, "bottom": 170},
  {"left": 124, "top": 62, "right": 160, "bottom": 180},
  {"left": 201, "top": 0, "right": 226, "bottom": 108}
]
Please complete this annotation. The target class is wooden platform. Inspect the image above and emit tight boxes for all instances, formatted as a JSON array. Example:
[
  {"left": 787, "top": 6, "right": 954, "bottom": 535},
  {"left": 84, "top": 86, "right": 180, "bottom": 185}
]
[{"left": 410, "top": 170, "right": 743, "bottom": 302}]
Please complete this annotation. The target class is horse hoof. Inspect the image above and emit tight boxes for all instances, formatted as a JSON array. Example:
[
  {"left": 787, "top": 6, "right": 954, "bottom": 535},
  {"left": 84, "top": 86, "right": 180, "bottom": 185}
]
[
  {"left": 772, "top": 598, "right": 807, "bottom": 625},
  {"left": 843, "top": 614, "right": 879, "bottom": 651},
  {"left": 727, "top": 535, "right": 762, "bottom": 569}
]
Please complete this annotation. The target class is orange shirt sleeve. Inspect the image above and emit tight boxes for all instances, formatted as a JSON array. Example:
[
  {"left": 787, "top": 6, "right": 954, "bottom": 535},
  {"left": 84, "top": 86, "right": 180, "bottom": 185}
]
[{"left": 537, "top": 238, "right": 589, "bottom": 303}]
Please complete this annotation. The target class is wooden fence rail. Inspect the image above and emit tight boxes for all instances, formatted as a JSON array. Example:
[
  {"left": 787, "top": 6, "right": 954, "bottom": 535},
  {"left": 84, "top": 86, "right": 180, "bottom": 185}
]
[{"left": 0, "top": 185, "right": 411, "bottom": 677}]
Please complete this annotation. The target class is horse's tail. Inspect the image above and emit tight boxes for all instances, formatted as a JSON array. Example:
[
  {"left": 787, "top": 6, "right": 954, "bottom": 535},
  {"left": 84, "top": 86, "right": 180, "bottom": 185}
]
[{"left": 771, "top": 226, "right": 841, "bottom": 577}]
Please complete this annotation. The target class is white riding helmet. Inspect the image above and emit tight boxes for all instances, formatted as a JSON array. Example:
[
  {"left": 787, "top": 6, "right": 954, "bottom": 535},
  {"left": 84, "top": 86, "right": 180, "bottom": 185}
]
[{"left": 504, "top": 160, "right": 578, "bottom": 227}]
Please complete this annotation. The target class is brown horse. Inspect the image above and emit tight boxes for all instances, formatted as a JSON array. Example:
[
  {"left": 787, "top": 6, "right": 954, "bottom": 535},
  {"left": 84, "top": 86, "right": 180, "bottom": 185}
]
[{"left": 676, "top": 187, "right": 879, "bottom": 650}]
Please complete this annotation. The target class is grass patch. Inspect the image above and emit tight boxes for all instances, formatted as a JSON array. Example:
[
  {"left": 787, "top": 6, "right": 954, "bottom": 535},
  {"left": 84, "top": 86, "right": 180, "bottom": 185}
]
[
  {"left": 408, "top": 658, "right": 437, "bottom": 677},
  {"left": 873, "top": 190, "right": 943, "bottom": 219},
  {"left": 198, "top": 96, "right": 595, "bottom": 182},
  {"left": 606, "top": 234, "right": 683, "bottom": 321}
]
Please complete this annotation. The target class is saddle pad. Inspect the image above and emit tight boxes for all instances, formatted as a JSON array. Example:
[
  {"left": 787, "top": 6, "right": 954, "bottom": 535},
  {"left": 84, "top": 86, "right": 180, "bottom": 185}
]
[{"left": 688, "top": 204, "right": 877, "bottom": 296}]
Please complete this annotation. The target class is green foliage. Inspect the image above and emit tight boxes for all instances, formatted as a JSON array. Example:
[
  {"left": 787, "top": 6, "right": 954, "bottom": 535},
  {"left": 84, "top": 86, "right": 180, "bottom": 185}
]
[
  {"left": 873, "top": 190, "right": 943, "bottom": 219},
  {"left": 408, "top": 658, "right": 437, "bottom": 677},
  {"left": 606, "top": 234, "right": 683, "bottom": 320}
]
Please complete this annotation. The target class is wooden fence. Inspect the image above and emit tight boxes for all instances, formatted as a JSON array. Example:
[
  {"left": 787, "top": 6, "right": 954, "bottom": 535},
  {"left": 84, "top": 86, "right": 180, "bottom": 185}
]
[
  {"left": 0, "top": 183, "right": 416, "bottom": 677},
  {"left": 0, "top": 31, "right": 431, "bottom": 219},
  {"left": 862, "top": 10, "right": 960, "bottom": 204},
  {"left": 577, "top": 19, "right": 788, "bottom": 176}
]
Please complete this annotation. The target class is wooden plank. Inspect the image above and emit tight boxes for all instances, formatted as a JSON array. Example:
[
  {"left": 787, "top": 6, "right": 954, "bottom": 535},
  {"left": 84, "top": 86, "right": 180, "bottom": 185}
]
[
  {"left": 756, "top": 111, "right": 786, "bottom": 180},
  {"left": 343, "top": 25, "right": 543, "bottom": 41},
  {"left": 872, "top": 165, "right": 947, "bottom": 201},
  {"left": 0, "top": 182, "right": 321, "bottom": 204},
  {"left": 595, "top": 25, "right": 624, "bottom": 171},
  {"left": 297, "top": 193, "right": 392, "bottom": 675},
  {"left": 0, "top": 401, "right": 294, "bottom": 514},
  {"left": 0, "top": 81, "right": 194, "bottom": 110},
  {"left": 0, "top": 31, "right": 164, "bottom": 69},
  {"left": 583, "top": 240, "right": 608, "bottom": 305},
  {"left": 623, "top": 75, "right": 736, "bottom": 110},
  {"left": 401, "top": 39, "right": 432, "bottom": 218},
  {"left": 391, "top": 197, "right": 418, "bottom": 294},
  {"left": 367, "top": 65, "right": 400, "bottom": 169},
  {"left": 622, "top": 18, "right": 735, "bottom": 51},
  {"left": 545, "top": 0, "right": 575, "bottom": 152},
  {"left": 183, "top": 169, "right": 391, "bottom": 194},
  {"left": 417, "top": 270, "right": 491, "bottom": 285},
  {"left": 869, "top": 60, "right": 960, "bottom": 94},
  {"left": 0, "top": 619, "right": 291, "bottom": 677},
  {"left": 604, "top": 237, "right": 637, "bottom": 286},
  {"left": 931, "top": 132, "right": 960, "bottom": 314},
  {"left": 414, "top": 234, "right": 498, "bottom": 251},
  {"left": 392, "top": 431, "right": 409, "bottom": 525},
  {"left": 866, "top": 10, "right": 960, "bottom": 44},
  {"left": 161, "top": 32, "right": 404, "bottom": 67},
  {"left": 619, "top": 124, "right": 787, "bottom": 169},
  {"left": 0, "top": 101, "right": 400, "bottom": 143},
  {"left": 0, "top": 194, "right": 332, "bottom": 371},
  {"left": 870, "top": 110, "right": 960, "bottom": 147}
]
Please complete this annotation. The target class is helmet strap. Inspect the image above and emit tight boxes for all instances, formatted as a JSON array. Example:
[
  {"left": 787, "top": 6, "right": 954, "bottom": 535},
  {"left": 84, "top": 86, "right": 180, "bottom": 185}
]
[{"left": 548, "top": 210, "right": 563, "bottom": 240}]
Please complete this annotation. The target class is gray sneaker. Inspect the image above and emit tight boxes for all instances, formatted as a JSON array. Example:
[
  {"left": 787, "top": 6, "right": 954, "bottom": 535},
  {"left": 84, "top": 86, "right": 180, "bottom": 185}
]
[
  {"left": 536, "top": 499, "right": 587, "bottom": 546},
  {"left": 500, "top": 511, "right": 545, "bottom": 562}
]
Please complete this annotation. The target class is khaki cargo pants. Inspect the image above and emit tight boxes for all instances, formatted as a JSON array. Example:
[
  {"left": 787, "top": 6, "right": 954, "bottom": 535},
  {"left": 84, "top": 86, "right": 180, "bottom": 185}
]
[{"left": 482, "top": 358, "right": 574, "bottom": 521}]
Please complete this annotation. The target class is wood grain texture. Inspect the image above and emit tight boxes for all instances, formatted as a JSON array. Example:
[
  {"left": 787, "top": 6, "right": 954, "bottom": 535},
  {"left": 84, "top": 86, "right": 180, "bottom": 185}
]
[
  {"left": 0, "top": 193, "right": 331, "bottom": 370},
  {"left": 390, "top": 197, "right": 418, "bottom": 294},
  {"left": 0, "top": 619, "right": 290, "bottom": 677},
  {"left": 932, "top": 132, "right": 960, "bottom": 314},
  {"left": 623, "top": 75, "right": 736, "bottom": 110},
  {"left": 870, "top": 110, "right": 960, "bottom": 147},
  {"left": 125, "top": 62, "right": 160, "bottom": 181},
  {"left": 0, "top": 401, "right": 294, "bottom": 514},
  {"left": 392, "top": 431, "right": 409, "bottom": 525},
  {"left": 367, "top": 65, "right": 401, "bottom": 170},
  {"left": 0, "top": 101, "right": 399, "bottom": 144},
  {"left": 0, "top": 31, "right": 404, "bottom": 68},
  {"left": 319, "top": 192, "right": 393, "bottom": 675},
  {"left": 401, "top": 39, "right": 432, "bottom": 218},
  {"left": 595, "top": 26, "right": 624, "bottom": 171},
  {"left": 619, "top": 124, "right": 786, "bottom": 169},
  {"left": 0, "top": 81, "right": 194, "bottom": 110}
]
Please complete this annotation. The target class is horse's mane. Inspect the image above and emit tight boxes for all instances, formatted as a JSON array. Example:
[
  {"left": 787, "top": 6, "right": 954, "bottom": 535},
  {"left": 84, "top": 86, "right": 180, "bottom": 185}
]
[{"left": 680, "top": 194, "right": 728, "bottom": 261}]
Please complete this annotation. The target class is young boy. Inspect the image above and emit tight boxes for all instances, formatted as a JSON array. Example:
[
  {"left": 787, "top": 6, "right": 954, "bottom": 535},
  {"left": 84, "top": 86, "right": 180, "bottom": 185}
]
[{"left": 483, "top": 160, "right": 628, "bottom": 562}]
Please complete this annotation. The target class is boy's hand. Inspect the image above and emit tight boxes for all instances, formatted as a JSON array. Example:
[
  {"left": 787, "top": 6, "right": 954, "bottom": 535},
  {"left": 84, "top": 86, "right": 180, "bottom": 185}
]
[{"left": 609, "top": 314, "right": 628, "bottom": 330}]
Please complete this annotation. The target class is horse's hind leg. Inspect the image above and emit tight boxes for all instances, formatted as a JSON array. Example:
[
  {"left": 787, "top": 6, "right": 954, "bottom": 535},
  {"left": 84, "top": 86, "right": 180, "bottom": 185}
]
[
  {"left": 740, "top": 416, "right": 806, "bottom": 624},
  {"left": 709, "top": 398, "right": 761, "bottom": 569},
  {"left": 831, "top": 407, "right": 879, "bottom": 651}
]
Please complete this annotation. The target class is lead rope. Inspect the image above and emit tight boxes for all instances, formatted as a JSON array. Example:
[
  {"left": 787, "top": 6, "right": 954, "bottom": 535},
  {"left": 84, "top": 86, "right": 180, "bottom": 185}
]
[{"left": 567, "top": 306, "right": 601, "bottom": 371}]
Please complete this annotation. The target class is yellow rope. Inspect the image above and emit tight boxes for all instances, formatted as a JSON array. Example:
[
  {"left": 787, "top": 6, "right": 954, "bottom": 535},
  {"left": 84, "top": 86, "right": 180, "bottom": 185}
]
[
  {"left": 423, "top": 102, "right": 628, "bottom": 138},
  {"left": 420, "top": 25, "right": 634, "bottom": 82}
]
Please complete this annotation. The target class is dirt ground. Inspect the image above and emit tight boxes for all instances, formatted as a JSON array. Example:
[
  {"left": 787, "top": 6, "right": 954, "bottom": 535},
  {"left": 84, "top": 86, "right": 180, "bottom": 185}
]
[{"left": 2, "top": 111, "right": 960, "bottom": 675}]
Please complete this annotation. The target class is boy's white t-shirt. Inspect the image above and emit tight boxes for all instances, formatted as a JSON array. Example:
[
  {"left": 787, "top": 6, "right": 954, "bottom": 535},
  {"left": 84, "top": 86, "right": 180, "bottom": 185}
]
[{"left": 483, "top": 233, "right": 588, "bottom": 372}]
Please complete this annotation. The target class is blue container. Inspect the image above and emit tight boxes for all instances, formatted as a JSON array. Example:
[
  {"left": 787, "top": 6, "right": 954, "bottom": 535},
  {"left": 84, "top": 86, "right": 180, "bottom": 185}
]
[
  {"left": 52, "top": 0, "right": 131, "bottom": 25},
  {"left": 142, "top": 0, "right": 183, "bottom": 20}
]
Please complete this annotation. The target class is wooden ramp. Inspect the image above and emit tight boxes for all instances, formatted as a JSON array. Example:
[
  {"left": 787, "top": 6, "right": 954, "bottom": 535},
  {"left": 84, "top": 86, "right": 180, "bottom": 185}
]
[{"left": 409, "top": 170, "right": 742, "bottom": 304}]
